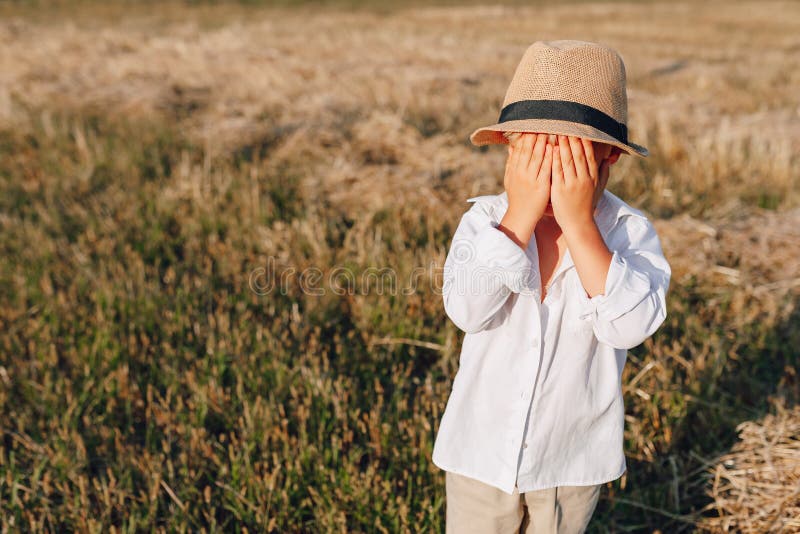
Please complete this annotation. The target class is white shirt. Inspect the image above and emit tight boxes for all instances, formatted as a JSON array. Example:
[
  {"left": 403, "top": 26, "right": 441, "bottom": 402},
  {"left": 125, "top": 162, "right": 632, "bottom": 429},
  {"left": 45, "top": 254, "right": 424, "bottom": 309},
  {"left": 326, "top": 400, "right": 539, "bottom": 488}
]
[{"left": 431, "top": 189, "right": 671, "bottom": 495}]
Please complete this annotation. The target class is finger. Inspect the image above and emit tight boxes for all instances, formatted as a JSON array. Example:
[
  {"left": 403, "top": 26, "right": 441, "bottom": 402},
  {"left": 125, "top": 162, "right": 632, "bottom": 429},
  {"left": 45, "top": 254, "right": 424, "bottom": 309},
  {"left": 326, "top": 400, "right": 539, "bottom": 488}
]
[
  {"left": 514, "top": 133, "right": 533, "bottom": 175},
  {"left": 521, "top": 132, "right": 537, "bottom": 172},
  {"left": 529, "top": 133, "right": 547, "bottom": 176},
  {"left": 552, "top": 143, "right": 564, "bottom": 186},
  {"left": 506, "top": 131, "right": 520, "bottom": 147},
  {"left": 538, "top": 141, "right": 553, "bottom": 181},
  {"left": 581, "top": 138, "right": 598, "bottom": 181},
  {"left": 508, "top": 133, "right": 521, "bottom": 172},
  {"left": 568, "top": 136, "right": 589, "bottom": 182},
  {"left": 505, "top": 149, "right": 514, "bottom": 181},
  {"left": 558, "top": 135, "right": 576, "bottom": 182},
  {"left": 593, "top": 159, "right": 610, "bottom": 208}
]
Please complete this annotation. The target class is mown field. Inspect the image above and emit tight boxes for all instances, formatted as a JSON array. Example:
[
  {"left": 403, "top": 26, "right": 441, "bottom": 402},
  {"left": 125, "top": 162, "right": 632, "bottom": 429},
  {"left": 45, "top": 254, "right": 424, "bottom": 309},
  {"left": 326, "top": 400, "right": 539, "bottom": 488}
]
[{"left": 0, "top": 1, "right": 798, "bottom": 532}]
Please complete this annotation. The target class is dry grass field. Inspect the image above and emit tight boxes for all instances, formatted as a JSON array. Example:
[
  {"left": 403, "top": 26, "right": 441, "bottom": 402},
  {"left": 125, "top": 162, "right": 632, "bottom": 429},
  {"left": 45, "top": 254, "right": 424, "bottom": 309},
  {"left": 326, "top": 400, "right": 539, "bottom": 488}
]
[{"left": 1, "top": 0, "right": 799, "bottom": 531}]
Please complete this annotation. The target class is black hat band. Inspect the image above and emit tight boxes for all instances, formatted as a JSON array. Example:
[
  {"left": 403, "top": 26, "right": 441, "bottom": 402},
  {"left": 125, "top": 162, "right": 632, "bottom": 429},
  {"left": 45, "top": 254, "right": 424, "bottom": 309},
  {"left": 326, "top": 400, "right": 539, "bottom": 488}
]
[{"left": 498, "top": 99, "right": 628, "bottom": 145}]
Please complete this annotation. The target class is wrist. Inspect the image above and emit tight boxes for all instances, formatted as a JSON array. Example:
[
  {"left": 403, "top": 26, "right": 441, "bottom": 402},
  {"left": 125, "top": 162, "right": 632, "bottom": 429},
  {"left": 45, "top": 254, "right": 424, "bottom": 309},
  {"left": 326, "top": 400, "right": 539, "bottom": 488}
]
[
  {"left": 499, "top": 209, "right": 539, "bottom": 248},
  {"left": 561, "top": 215, "right": 600, "bottom": 242}
]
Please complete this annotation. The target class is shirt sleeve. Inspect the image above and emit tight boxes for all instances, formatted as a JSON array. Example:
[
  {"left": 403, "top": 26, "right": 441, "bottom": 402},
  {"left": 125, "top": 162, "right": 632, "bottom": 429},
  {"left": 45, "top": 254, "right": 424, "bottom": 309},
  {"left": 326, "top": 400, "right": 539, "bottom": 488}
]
[
  {"left": 577, "top": 216, "right": 671, "bottom": 350},
  {"left": 442, "top": 201, "right": 540, "bottom": 334}
]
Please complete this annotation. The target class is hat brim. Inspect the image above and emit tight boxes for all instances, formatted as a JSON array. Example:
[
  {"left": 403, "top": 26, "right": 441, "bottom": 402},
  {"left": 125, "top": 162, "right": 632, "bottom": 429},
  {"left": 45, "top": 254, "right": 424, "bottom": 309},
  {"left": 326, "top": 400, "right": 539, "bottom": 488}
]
[{"left": 469, "top": 118, "right": 649, "bottom": 158}]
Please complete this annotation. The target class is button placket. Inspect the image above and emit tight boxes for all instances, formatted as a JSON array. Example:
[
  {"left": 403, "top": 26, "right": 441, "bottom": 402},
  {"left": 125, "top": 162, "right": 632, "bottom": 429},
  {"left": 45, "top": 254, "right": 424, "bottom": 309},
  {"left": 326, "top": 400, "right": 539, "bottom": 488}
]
[{"left": 523, "top": 299, "right": 549, "bottom": 437}]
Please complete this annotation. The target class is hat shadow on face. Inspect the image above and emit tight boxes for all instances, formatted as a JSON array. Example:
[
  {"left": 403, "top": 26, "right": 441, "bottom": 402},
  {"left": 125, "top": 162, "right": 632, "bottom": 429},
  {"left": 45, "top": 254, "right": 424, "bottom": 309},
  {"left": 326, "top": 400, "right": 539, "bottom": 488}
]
[
  {"left": 494, "top": 124, "right": 646, "bottom": 158},
  {"left": 504, "top": 131, "right": 624, "bottom": 167},
  {"left": 502, "top": 130, "right": 589, "bottom": 149}
]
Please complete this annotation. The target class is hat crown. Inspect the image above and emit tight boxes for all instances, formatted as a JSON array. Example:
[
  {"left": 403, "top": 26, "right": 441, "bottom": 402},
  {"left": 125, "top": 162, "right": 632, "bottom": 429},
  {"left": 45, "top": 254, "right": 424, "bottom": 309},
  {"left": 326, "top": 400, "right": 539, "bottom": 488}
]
[{"left": 502, "top": 40, "right": 628, "bottom": 124}]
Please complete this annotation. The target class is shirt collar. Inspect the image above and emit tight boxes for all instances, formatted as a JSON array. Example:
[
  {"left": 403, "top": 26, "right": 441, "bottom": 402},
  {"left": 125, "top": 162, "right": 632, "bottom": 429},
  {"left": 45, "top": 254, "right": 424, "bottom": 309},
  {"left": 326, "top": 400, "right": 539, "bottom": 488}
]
[
  {"left": 465, "top": 190, "right": 649, "bottom": 286},
  {"left": 465, "top": 189, "right": 648, "bottom": 238}
]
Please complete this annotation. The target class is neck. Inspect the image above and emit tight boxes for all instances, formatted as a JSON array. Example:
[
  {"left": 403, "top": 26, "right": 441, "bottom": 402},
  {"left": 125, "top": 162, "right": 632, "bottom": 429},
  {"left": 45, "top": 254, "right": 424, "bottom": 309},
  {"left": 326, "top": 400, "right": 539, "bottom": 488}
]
[{"left": 535, "top": 215, "right": 563, "bottom": 237}]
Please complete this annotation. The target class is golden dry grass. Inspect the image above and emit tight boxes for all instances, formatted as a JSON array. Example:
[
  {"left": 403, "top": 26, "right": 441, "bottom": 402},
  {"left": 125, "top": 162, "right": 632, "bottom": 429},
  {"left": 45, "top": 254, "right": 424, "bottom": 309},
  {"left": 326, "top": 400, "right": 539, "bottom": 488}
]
[
  {"left": 700, "top": 399, "right": 800, "bottom": 532},
  {"left": 0, "top": 1, "right": 798, "bottom": 531}
]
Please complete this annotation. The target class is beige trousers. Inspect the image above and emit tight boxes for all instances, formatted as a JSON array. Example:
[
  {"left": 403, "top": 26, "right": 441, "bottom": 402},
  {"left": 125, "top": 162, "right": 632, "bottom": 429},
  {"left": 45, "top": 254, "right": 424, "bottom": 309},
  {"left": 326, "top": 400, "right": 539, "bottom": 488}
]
[{"left": 445, "top": 471, "right": 602, "bottom": 534}]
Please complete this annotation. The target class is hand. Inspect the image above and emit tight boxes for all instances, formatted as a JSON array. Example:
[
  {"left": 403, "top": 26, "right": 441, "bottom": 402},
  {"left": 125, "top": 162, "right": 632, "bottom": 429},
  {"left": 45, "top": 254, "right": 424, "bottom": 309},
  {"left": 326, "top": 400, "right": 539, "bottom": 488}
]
[
  {"left": 550, "top": 135, "right": 609, "bottom": 232},
  {"left": 499, "top": 133, "right": 554, "bottom": 248}
]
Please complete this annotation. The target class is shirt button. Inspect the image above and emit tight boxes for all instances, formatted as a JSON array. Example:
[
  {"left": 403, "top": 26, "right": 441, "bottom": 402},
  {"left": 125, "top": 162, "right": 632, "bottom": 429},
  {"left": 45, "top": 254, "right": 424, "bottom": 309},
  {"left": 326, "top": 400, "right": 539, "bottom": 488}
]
[{"left": 523, "top": 442, "right": 528, "bottom": 449}]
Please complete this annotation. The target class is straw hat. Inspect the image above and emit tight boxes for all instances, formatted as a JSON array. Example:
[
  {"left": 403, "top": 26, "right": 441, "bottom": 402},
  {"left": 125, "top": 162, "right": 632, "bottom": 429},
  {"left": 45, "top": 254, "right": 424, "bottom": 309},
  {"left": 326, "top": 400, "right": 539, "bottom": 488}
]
[{"left": 469, "top": 40, "right": 648, "bottom": 158}]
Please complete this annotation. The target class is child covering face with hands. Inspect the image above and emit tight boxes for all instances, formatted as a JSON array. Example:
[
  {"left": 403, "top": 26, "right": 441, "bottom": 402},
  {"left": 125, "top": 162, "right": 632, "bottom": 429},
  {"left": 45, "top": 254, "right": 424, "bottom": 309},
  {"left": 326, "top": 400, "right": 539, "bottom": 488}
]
[
  {"left": 500, "top": 132, "right": 623, "bottom": 301},
  {"left": 431, "top": 40, "right": 672, "bottom": 534}
]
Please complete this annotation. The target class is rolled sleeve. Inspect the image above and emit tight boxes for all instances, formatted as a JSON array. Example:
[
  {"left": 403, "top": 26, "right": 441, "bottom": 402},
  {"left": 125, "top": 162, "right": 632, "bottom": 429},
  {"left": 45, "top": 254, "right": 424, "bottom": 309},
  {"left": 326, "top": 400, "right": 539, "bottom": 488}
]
[
  {"left": 578, "top": 250, "right": 652, "bottom": 322},
  {"left": 472, "top": 223, "right": 540, "bottom": 294},
  {"left": 577, "top": 217, "right": 671, "bottom": 349},
  {"left": 442, "top": 202, "right": 540, "bottom": 334}
]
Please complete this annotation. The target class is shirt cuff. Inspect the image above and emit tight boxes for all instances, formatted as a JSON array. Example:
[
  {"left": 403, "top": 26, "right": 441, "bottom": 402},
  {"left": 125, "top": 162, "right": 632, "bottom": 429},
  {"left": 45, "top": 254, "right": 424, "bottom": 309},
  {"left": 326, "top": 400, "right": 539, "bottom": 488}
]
[
  {"left": 579, "top": 250, "right": 651, "bottom": 321},
  {"left": 472, "top": 223, "right": 540, "bottom": 295}
]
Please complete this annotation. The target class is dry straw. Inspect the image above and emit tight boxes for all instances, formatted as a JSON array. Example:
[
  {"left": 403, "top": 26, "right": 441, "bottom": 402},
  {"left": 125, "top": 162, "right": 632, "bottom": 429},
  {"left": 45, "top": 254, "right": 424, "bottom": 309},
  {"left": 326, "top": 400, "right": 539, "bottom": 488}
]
[{"left": 698, "top": 400, "right": 800, "bottom": 532}]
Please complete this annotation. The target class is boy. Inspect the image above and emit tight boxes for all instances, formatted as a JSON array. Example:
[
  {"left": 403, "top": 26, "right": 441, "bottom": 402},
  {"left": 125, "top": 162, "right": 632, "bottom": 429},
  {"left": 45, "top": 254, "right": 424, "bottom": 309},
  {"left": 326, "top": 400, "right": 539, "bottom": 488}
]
[{"left": 431, "top": 40, "right": 671, "bottom": 533}]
